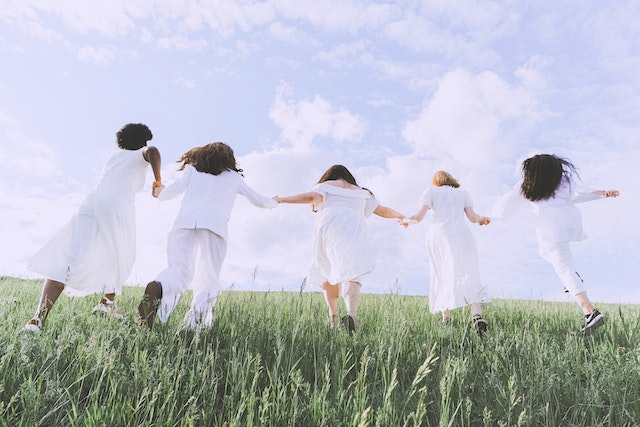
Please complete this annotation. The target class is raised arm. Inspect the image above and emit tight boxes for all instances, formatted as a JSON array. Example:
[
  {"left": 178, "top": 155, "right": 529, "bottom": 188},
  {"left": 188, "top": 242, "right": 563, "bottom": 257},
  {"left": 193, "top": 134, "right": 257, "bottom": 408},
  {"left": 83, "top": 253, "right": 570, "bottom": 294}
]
[
  {"left": 408, "top": 205, "right": 430, "bottom": 223},
  {"left": 373, "top": 204, "right": 405, "bottom": 220},
  {"left": 143, "top": 146, "right": 163, "bottom": 197},
  {"left": 591, "top": 190, "right": 619, "bottom": 198},
  {"left": 464, "top": 206, "right": 491, "bottom": 226},
  {"left": 274, "top": 192, "right": 323, "bottom": 205}
]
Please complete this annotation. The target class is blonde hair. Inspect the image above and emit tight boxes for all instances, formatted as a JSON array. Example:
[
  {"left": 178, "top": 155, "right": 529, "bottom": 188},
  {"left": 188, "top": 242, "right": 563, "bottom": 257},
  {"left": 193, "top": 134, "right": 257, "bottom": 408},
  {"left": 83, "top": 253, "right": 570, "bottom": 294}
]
[{"left": 432, "top": 170, "right": 460, "bottom": 188}]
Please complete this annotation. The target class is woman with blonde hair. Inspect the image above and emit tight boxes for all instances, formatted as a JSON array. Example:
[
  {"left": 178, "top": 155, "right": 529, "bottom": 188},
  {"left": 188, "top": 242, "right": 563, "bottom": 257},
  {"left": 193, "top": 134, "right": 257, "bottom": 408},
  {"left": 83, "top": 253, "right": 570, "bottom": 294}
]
[{"left": 408, "top": 170, "right": 491, "bottom": 334}]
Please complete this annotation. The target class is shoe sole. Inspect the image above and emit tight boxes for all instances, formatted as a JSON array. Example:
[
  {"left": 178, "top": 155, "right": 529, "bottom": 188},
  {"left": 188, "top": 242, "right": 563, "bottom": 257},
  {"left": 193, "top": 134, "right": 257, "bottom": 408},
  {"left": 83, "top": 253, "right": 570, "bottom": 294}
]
[
  {"left": 138, "top": 281, "right": 162, "bottom": 329},
  {"left": 582, "top": 314, "right": 605, "bottom": 333},
  {"left": 473, "top": 318, "right": 489, "bottom": 336},
  {"left": 341, "top": 315, "right": 356, "bottom": 336},
  {"left": 92, "top": 305, "right": 124, "bottom": 319},
  {"left": 24, "top": 324, "right": 42, "bottom": 334}
]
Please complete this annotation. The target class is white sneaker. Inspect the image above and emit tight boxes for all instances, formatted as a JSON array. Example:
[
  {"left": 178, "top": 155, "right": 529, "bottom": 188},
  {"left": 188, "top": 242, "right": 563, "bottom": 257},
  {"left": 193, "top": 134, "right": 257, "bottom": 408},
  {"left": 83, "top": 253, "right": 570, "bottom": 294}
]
[
  {"left": 92, "top": 300, "right": 124, "bottom": 319},
  {"left": 24, "top": 318, "right": 42, "bottom": 334}
]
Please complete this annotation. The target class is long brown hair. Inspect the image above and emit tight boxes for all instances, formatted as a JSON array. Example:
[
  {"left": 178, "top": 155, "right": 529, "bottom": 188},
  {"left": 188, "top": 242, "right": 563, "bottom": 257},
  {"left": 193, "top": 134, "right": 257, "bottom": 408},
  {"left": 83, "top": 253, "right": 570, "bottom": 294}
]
[
  {"left": 177, "top": 142, "right": 243, "bottom": 176},
  {"left": 313, "top": 164, "right": 372, "bottom": 212},
  {"left": 317, "top": 164, "right": 358, "bottom": 185},
  {"left": 520, "top": 154, "right": 577, "bottom": 201}
]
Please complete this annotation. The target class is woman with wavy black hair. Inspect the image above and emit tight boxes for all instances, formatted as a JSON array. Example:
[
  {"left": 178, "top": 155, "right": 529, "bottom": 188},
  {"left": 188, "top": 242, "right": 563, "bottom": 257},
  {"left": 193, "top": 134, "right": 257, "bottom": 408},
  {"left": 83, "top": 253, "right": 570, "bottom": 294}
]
[
  {"left": 492, "top": 154, "right": 619, "bottom": 333},
  {"left": 138, "top": 142, "right": 277, "bottom": 329}
]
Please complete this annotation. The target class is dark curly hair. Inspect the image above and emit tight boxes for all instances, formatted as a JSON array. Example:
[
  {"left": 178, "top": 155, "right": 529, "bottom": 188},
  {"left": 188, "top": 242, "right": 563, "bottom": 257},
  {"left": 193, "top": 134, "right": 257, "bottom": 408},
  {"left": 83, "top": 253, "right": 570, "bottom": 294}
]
[
  {"left": 177, "top": 142, "right": 243, "bottom": 176},
  {"left": 520, "top": 154, "right": 578, "bottom": 202},
  {"left": 116, "top": 123, "right": 153, "bottom": 150}
]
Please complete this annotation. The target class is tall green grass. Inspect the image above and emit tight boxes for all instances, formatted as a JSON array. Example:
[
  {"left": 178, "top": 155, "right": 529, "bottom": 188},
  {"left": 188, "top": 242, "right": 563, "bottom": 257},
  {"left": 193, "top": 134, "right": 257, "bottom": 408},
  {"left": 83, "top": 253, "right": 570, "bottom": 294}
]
[{"left": 1, "top": 276, "right": 639, "bottom": 426}]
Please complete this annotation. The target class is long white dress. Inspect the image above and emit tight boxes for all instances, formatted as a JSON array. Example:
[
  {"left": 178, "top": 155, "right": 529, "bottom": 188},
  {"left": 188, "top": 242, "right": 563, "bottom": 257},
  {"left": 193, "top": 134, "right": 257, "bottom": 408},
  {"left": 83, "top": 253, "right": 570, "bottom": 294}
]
[
  {"left": 419, "top": 186, "right": 489, "bottom": 313},
  {"left": 307, "top": 183, "right": 379, "bottom": 287},
  {"left": 27, "top": 148, "right": 149, "bottom": 296}
]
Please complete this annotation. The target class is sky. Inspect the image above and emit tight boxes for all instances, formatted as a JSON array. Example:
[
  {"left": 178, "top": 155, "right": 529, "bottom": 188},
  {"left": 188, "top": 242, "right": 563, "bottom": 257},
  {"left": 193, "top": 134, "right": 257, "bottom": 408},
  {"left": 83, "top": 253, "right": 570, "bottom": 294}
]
[{"left": 1, "top": 0, "right": 638, "bottom": 305}]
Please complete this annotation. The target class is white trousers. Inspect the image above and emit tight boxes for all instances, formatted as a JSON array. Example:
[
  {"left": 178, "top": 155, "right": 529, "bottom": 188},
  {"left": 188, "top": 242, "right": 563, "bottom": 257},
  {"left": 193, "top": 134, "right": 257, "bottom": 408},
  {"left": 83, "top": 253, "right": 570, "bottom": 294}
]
[
  {"left": 538, "top": 240, "right": 586, "bottom": 295},
  {"left": 155, "top": 228, "right": 227, "bottom": 327}
]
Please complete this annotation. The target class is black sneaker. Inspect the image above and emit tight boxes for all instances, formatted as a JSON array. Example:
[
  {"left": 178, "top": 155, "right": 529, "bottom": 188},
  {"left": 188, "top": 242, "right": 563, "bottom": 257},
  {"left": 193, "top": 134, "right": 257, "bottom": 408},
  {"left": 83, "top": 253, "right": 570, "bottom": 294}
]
[
  {"left": 581, "top": 309, "right": 605, "bottom": 333},
  {"left": 472, "top": 314, "right": 488, "bottom": 336},
  {"left": 341, "top": 315, "right": 356, "bottom": 336}
]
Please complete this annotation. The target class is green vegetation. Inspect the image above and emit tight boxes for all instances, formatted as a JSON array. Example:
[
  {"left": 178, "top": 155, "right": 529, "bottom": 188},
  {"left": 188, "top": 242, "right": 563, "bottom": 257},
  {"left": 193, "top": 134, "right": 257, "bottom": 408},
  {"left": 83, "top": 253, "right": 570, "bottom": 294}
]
[{"left": 1, "top": 276, "right": 639, "bottom": 426}]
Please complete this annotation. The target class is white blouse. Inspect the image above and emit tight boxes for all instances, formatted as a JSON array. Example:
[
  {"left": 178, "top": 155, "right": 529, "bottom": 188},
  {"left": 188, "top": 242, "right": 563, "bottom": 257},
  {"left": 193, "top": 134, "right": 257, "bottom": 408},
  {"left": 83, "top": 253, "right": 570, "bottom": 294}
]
[
  {"left": 158, "top": 165, "right": 277, "bottom": 240},
  {"left": 492, "top": 175, "right": 602, "bottom": 242}
]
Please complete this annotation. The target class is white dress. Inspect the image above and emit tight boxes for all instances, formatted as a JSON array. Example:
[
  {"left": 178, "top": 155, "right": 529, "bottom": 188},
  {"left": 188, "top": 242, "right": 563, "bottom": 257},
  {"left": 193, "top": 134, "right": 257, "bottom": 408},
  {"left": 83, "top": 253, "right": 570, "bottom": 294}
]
[
  {"left": 307, "top": 183, "right": 379, "bottom": 287},
  {"left": 27, "top": 148, "right": 149, "bottom": 296},
  {"left": 419, "top": 186, "right": 489, "bottom": 313}
]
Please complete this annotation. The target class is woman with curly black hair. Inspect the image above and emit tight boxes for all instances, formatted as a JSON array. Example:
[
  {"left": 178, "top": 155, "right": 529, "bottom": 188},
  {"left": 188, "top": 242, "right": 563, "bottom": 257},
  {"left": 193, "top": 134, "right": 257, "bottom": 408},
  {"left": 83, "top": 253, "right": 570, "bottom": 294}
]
[{"left": 25, "top": 123, "right": 162, "bottom": 333}]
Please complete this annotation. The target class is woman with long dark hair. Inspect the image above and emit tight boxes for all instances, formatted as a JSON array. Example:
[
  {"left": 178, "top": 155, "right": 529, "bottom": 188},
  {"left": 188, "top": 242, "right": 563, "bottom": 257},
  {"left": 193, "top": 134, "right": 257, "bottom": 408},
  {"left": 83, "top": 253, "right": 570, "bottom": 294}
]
[
  {"left": 138, "top": 142, "right": 277, "bottom": 329},
  {"left": 274, "top": 164, "right": 406, "bottom": 335},
  {"left": 492, "top": 154, "right": 619, "bottom": 332}
]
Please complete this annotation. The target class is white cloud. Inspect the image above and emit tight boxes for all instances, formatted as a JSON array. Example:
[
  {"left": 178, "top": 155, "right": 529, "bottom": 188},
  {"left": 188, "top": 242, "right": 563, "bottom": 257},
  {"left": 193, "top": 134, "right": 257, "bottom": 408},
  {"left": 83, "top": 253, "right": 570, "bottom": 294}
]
[
  {"left": 77, "top": 45, "right": 118, "bottom": 64},
  {"left": 268, "top": 21, "right": 319, "bottom": 48},
  {"left": 0, "top": 113, "right": 59, "bottom": 179},
  {"left": 269, "top": 82, "right": 366, "bottom": 149},
  {"left": 273, "top": 0, "right": 395, "bottom": 34},
  {"left": 402, "top": 69, "right": 540, "bottom": 175}
]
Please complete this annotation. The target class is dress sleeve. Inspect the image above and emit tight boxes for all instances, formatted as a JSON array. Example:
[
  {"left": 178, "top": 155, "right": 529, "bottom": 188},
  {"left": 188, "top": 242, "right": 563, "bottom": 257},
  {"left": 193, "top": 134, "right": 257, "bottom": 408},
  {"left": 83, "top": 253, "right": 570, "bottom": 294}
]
[
  {"left": 364, "top": 196, "right": 379, "bottom": 217},
  {"left": 464, "top": 190, "right": 474, "bottom": 208},
  {"left": 237, "top": 174, "right": 278, "bottom": 208},
  {"left": 569, "top": 177, "right": 602, "bottom": 204},
  {"left": 139, "top": 147, "right": 151, "bottom": 165},
  {"left": 490, "top": 181, "right": 526, "bottom": 222},
  {"left": 418, "top": 188, "right": 432, "bottom": 208},
  {"left": 310, "top": 183, "right": 327, "bottom": 199},
  {"left": 158, "top": 166, "right": 192, "bottom": 201}
]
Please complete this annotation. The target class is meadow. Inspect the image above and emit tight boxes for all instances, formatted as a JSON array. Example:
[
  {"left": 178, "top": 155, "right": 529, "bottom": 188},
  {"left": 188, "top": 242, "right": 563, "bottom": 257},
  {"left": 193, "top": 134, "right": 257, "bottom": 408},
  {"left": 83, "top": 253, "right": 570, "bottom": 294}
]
[{"left": 1, "top": 276, "right": 639, "bottom": 426}]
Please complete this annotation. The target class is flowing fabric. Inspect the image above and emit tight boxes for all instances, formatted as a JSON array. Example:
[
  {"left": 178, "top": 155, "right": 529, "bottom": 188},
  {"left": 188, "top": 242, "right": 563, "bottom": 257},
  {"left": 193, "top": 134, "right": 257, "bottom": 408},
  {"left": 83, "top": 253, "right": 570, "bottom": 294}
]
[
  {"left": 27, "top": 149, "right": 149, "bottom": 296},
  {"left": 307, "top": 183, "right": 379, "bottom": 288},
  {"left": 419, "top": 186, "right": 489, "bottom": 313}
]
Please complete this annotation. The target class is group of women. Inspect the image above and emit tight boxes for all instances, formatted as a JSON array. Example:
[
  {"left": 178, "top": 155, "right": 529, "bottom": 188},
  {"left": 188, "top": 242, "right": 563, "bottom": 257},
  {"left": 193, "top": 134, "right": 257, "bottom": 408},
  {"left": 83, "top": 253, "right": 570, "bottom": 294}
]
[{"left": 23, "top": 123, "right": 619, "bottom": 336}]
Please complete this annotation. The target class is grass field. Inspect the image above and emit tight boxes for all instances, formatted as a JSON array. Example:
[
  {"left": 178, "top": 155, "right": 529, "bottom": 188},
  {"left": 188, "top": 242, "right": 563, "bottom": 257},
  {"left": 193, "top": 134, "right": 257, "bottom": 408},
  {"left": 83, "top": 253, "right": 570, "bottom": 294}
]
[{"left": 1, "top": 276, "right": 639, "bottom": 426}]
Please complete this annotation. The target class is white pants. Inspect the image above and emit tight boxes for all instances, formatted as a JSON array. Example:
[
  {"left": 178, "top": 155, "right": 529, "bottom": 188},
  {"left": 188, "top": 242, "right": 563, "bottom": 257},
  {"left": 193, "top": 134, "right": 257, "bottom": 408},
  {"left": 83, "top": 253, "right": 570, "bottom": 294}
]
[
  {"left": 538, "top": 240, "right": 586, "bottom": 295},
  {"left": 155, "top": 228, "right": 227, "bottom": 327}
]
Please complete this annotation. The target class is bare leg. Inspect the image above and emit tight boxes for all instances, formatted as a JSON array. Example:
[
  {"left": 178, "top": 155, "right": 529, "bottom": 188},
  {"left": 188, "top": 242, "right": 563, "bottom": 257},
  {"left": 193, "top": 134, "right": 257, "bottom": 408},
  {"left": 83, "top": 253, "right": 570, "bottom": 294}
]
[
  {"left": 321, "top": 281, "right": 339, "bottom": 319},
  {"left": 33, "top": 279, "right": 65, "bottom": 325},
  {"left": 574, "top": 292, "right": 596, "bottom": 316},
  {"left": 470, "top": 303, "right": 482, "bottom": 317},
  {"left": 342, "top": 281, "right": 361, "bottom": 319},
  {"left": 103, "top": 293, "right": 116, "bottom": 302},
  {"left": 442, "top": 309, "right": 452, "bottom": 322}
]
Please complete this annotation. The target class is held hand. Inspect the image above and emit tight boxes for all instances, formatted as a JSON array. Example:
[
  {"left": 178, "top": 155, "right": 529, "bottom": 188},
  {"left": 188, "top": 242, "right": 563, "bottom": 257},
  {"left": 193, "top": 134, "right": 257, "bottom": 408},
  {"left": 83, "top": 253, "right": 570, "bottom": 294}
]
[
  {"left": 273, "top": 196, "right": 281, "bottom": 203},
  {"left": 604, "top": 190, "right": 619, "bottom": 198},
  {"left": 152, "top": 181, "right": 165, "bottom": 198},
  {"left": 478, "top": 216, "right": 491, "bottom": 226},
  {"left": 398, "top": 217, "right": 418, "bottom": 228}
]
